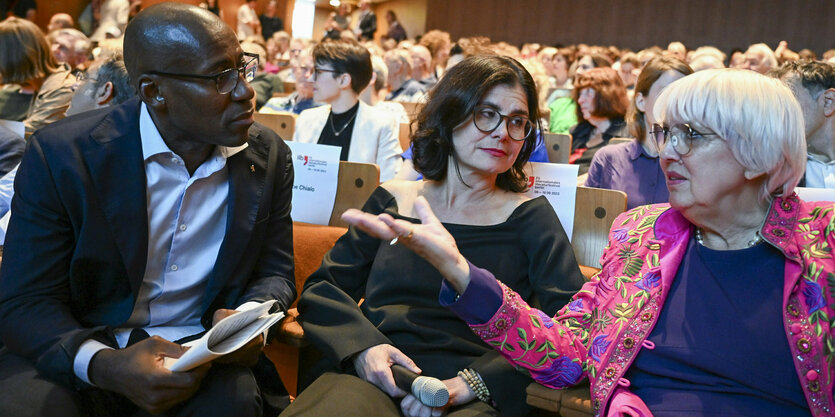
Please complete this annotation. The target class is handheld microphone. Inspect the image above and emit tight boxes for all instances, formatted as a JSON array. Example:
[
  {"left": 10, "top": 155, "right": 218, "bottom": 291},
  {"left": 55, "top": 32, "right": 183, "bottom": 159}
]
[{"left": 390, "top": 364, "right": 450, "bottom": 407}]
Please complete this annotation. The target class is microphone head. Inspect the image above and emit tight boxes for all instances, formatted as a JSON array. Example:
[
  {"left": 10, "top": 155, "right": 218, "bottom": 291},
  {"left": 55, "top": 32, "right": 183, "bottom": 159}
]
[{"left": 411, "top": 376, "right": 450, "bottom": 407}]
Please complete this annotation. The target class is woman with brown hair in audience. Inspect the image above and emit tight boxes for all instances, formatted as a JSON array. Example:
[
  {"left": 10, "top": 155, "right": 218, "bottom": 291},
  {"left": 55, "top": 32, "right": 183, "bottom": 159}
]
[
  {"left": 568, "top": 67, "right": 630, "bottom": 174},
  {"left": 548, "top": 52, "right": 610, "bottom": 134},
  {"left": 0, "top": 17, "right": 75, "bottom": 137},
  {"left": 586, "top": 56, "right": 693, "bottom": 209},
  {"left": 282, "top": 54, "right": 584, "bottom": 417}
]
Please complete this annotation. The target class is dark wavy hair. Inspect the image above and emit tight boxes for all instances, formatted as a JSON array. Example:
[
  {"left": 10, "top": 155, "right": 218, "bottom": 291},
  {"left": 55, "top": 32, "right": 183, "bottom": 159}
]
[{"left": 411, "top": 54, "right": 540, "bottom": 193}]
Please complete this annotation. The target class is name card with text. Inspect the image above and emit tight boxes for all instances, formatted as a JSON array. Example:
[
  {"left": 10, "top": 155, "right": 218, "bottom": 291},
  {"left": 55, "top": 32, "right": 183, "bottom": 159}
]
[
  {"left": 286, "top": 141, "right": 341, "bottom": 225},
  {"left": 524, "top": 162, "right": 579, "bottom": 240}
]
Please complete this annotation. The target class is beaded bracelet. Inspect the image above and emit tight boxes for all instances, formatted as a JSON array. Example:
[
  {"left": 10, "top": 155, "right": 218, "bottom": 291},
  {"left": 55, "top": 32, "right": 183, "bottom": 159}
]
[{"left": 457, "top": 368, "right": 491, "bottom": 403}]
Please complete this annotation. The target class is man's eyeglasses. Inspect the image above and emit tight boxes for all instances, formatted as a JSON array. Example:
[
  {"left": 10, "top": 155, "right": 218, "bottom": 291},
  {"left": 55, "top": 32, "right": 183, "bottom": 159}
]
[
  {"left": 650, "top": 123, "right": 719, "bottom": 156},
  {"left": 76, "top": 71, "right": 97, "bottom": 83},
  {"left": 472, "top": 104, "right": 533, "bottom": 141},
  {"left": 147, "top": 52, "right": 259, "bottom": 94}
]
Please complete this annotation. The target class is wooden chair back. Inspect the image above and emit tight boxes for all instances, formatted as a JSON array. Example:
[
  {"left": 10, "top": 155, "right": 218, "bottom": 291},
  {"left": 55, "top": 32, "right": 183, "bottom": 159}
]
[
  {"left": 543, "top": 133, "right": 572, "bottom": 164},
  {"left": 254, "top": 112, "right": 297, "bottom": 140},
  {"left": 399, "top": 101, "right": 423, "bottom": 119},
  {"left": 608, "top": 137, "right": 633, "bottom": 145},
  {"left": 329, "top": 161, "right": 380, "bottom": 227},
  {"left": 398, "top": 122, "right": 411, "bottom": 152},
  {"left": 571, "top": 186, "right": 627, "bottom": 268},
  {"left": 283, "top": 81, "right": 296, "bottom": 94}
]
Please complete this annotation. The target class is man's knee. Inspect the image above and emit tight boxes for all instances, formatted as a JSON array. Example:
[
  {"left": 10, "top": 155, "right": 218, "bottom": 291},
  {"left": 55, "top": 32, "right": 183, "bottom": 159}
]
[
  {"left": 178, "top": 364, "right": 262, "bottom": 417},
  {"left": 0, "top": 351, "right": 83, "bottom": 417}
]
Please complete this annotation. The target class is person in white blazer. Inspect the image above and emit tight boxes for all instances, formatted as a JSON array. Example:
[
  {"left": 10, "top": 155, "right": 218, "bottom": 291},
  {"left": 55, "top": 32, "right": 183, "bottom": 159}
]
[{"left": 293, "top": 40, "right": 402, "bottom": 181}]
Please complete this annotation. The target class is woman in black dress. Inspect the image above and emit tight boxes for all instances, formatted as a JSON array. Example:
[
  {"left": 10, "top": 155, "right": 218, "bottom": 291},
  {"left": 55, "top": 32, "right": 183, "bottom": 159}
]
[{"left": 282, "top": 55, "right": 585, "bottom": 417}]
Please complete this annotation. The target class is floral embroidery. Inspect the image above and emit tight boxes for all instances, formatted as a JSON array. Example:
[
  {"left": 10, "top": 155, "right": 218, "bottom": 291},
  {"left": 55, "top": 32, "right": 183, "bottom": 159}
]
[
  {"left": 612, "top": 228, "right": 629, "bottom": 243},
  {"left": 635, "top": 270, "right": 661, "bottom": 291},
  {"left": 568, "top": 299, "right": 584, "bottom": 312},
  {"left": 590, "top": 335, "right": 611, "bottom": 362},
  {"left": 804, "top": 280, "right": 826, "bottom": 314},
  {"left": 533, "top": 356, "right": 582, "bottom": 388}
]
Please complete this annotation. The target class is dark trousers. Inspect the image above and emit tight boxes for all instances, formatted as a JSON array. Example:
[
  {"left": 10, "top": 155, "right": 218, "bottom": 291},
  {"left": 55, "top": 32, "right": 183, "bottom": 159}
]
[
  {"left": 0, "top": 350, "right": 268, "bottom": 417},
  {"left": 280, "top": 372, "right": 501, "bottom": 417}
]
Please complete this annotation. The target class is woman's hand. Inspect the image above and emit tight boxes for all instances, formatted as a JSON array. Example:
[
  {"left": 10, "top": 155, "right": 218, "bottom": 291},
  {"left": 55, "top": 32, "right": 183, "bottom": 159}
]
[
  {"left": 398, "top": 375, "right": 476, "bottom": 417},
  {"left": 342, "top": 196, "right": 471, "bottom": 293}
]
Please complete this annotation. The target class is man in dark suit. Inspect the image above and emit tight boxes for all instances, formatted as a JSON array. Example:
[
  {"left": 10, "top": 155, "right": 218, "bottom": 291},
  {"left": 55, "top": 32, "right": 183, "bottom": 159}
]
[
  {"left": 0, "top": 3, "right": 295, "bottom": 417},
  {"left": 355, "top": 0, "right": 376, "bottom": 42}
]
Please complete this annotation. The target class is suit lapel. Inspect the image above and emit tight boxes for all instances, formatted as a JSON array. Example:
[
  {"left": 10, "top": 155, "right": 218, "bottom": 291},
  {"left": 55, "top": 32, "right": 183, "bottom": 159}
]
[
  {"left": 204, "top": 127, "right": 270, "bottom": 305},
  {"left": 82, "top": 99, "right": 149, "bottom": 296}
]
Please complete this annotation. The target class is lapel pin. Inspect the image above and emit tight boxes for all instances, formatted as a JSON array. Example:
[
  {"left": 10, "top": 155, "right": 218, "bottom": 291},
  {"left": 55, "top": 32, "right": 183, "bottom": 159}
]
[{"left": 250, "top": 165, "right": 255, "bottom": 173}]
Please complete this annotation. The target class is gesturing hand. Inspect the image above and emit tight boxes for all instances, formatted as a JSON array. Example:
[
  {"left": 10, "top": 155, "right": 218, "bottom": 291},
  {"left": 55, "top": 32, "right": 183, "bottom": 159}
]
[
  {"left": 342, "top": 196, "right": 471, "bottom": 293},
  {"left": 212, "top": 308, "right": 264, "bottom": 367},
  {"left": 353, "top": 344, "right": 421, "bottom": 398},
  {"left": 88, "top": 336, "right": 211, "bottom": 414}
]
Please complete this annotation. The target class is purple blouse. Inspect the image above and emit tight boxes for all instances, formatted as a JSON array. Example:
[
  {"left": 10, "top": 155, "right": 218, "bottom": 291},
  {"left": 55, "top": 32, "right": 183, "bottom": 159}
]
[{"left": 585, "top": 140, "right": 668, "bottom": 210}]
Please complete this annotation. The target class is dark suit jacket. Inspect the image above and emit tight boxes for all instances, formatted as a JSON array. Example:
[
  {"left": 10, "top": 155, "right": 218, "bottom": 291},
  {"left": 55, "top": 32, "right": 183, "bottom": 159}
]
[
  {"left": 358, "top": 11, "right": 376, "bottom": 41},
  {"left": 0, "top": 97, "right": 296, "bottom": 388}
]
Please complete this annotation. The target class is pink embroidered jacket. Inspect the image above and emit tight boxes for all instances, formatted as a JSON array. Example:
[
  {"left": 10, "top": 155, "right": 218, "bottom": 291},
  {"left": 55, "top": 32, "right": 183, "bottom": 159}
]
[{"left": 469, "top": 195, "right": 835, "bottom": 416}]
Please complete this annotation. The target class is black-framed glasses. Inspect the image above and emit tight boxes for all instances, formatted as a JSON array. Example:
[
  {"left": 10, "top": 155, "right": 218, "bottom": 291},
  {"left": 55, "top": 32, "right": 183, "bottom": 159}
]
[
  {"left": 147, "top": 52, "right": 259, "bottom": 94},
  {"left": 650, "top": 123, "right": 719, "bottom": 156},
  {"left": 308, "top": 67, "right": 341, "bottom": 81},
  {"left": 472, "top": 104, "right": 533, "bottom": 141}
]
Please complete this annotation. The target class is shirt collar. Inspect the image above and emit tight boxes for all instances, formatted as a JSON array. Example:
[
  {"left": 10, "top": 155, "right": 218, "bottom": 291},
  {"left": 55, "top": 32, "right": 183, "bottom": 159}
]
[
  {"left": 807, "top": 153, "right": 835, "bottom": 166},
  {"left": 139, "top": 102, "right": 248, "bottom": 162}
]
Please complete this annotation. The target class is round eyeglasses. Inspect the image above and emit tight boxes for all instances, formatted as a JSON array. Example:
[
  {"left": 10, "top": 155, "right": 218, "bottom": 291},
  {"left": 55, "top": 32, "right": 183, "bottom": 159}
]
[
  {"left": 649, "top": 123, "right": 719, "bottom": 156},
  {"left": 147, "top": 52, "right": 259, "bottom": 94},
  {"left": 472, "top": 104, "right": 533, "bottom": 141}
]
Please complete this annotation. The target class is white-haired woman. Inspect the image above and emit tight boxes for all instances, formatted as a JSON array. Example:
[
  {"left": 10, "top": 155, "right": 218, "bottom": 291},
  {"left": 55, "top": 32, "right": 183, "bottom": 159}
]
[{"left": 344, "top": 69, "right": 835, "bottom": 416}]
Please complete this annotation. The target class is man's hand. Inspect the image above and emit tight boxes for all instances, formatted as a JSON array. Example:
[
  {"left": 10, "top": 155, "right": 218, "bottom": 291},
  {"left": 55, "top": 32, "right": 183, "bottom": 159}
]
[
  {"left": 88, "top": 336, "right": 210, "bottom": 414},
  {"left": 211, "top": 308, "right": 264, "bottom": 368},
  {"left": 353, "top": 344, "right": 420, "bottom": 398},
  {"left": 398, "top": 376, "right": 476, "bottom": 417}
]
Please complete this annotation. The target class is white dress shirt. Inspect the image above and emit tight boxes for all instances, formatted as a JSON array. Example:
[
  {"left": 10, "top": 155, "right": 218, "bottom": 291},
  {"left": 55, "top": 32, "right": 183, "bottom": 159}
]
[
  {"left": 73, "top": 103, "right": 248, "bottom": 384},
  {"left": 806, "top": 155, "right": 835, "bottom": 189}
]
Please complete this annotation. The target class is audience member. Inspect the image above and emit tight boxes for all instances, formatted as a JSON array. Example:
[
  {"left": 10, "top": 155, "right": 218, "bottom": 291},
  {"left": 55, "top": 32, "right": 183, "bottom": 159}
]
[
  {"left": 0, "top": 124, "right": 23, "bottom": 180},
  {"left": 542, "top": 47, "right": 575, "bottom": 104},
  {"left": 259, "top": 0, "right": 283, "bottom": 40},
  {"left": 548, "top": 52, "right": 610, "bottom": 134},
  {"left": 360, "top": 55, "right": 408, "bottom": 123},
  {"left": 355, "top": 0, "right": 376, "bottom": 41},
  {"left": 586, "top": 57, "right": 694, "bottom": 208},
  {"left": 237, "top": 0, "right": 260, "bottom": 41},
  {"left": 262, "top": 48, "right": 321, "bottom": 115},
  {"left": 409, "top": 44, "right": 436, "bottom": 87},
  {"left": 419, "top": 29, "right": 451, "bottom": 78},
  {"left": 742, "top": 42, "right": 777, "bottom": 74},
  {"left": 0, "top": 0, "right": 35, "bottom": 21},
  {"left": 47, "top": 28, "right": 92, "bottom": 74},
  {"left": 79, "top": 0, "right": 130, "bottom": 42},
  {"left": 332, "top": 3, "right": 351, "bottom": 31},
  {"left": 383, "top": 48, "right": 427, "bottom": 103},
  {"left": 283, "top": 54, "right": 584, "bottom": 417},
  {"left": 293, "top": 40, "right": 402, "bottom": 181},
  {"left": 350, "top": 68, "right": 828, "bottom": 417},
  {"left": 772, "top": 60, "right": 835, "bottom": 189},
  {"left": 65, "top": 53, "right": 132, "bottom": 117},
  {"left": 47, "top": 12, "right": 74, "bottom": 32},
  {"left": 665, "top": 41, "right": 686, "bottom": 61},
  {"left": 568, "top": 67, "right": 630, "bottom": 174},
  {"left": 0, "top": 17, "right": 76, "bottom": 137},
  {"left": 0, "top": 84, "right": 32, "bottom": 121},
  {"left": 688, "top": 46, "right": 726, "bottom": 71},
  {"left": 241, "top": 41, "right": 284, "bottom": 111},
  {"left": 199, "top": 0, "right": 224, "bottom": 20},
  {"left": 384, "top": 10, "right": 406, "bottom": 43},
  {"left": 618, "top": 52, "right": 640, "bottom": 90},
  {"left": 0, "top": 4, "right": 295, "bottom": 416}
]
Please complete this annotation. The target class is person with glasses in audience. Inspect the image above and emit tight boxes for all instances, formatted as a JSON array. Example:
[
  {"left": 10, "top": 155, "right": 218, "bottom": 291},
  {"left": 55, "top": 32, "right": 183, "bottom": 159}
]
[
  {"left": 0, "top": 4, "right": 296, "bottom": 416},
  {"left": 282, "top": 55, "right": 584, "bottom": 417},
  {"left": 585, "top": 57, "right": 694, "bottom": 209},
  {"left": 261, "top": 47, "right": 322, "bottom": 115},
  {"left": 345, "top": 68, "right": 833, "bottom": 417},
  {"left": 293, "top": 40, "right": 403, "bottom": 182}
]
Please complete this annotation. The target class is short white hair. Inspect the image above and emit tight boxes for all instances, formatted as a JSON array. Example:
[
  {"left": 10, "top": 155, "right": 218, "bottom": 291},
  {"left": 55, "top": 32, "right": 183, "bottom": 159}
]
[
  {"left": 653, "top": 69, "right": 806, "bottom": 201},
  {"left": 746, "top": 43, "right": 778, "bottom": 70}
]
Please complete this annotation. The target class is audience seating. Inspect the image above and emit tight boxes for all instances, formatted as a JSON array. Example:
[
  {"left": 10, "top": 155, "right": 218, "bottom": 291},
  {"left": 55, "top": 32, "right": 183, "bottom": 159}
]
[
  {"left": 607, "top": 137, "right": 634, "bottom": 145},
  {"left": 571, "top": 186, "right": 628, "bottom": 268},
  {"left": 329, "top": 161, "right": 380, "bottom": 228},
  {"left": 543, "top": 133, "right": 572, "bottom": 164},
  {"left": 398, "top": 122, "right": 411, "bottom": 152},
  {"left": 254, "top": 112, "right": 297, "bottom": 141},
  {"left": 399, "top": 101, "right": 423, "bottom": 119},
  {"left": 282, "top": 81, "right": 296, "bottom": 93}
]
